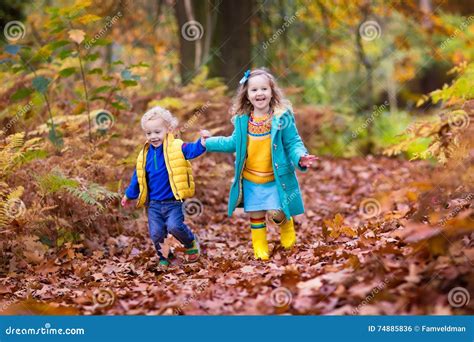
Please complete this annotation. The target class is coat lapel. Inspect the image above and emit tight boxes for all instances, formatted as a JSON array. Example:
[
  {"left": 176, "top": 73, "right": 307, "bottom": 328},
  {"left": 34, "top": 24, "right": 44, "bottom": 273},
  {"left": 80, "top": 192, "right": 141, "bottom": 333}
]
[
  {"left": 238, "top": 114, "right": 249, "bottom": 159},
  {"left": 271, "top": 106, "right": 288, "bottom": 142},
  {"left": 271, "top": 115, "right": 279, "bottom": 142}
]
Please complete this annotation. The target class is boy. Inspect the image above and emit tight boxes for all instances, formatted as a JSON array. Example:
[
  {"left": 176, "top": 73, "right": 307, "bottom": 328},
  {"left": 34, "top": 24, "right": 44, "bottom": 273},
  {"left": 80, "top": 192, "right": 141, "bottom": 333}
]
[{"left": 122, "top": 106, "right": 207, "bottom": 268}]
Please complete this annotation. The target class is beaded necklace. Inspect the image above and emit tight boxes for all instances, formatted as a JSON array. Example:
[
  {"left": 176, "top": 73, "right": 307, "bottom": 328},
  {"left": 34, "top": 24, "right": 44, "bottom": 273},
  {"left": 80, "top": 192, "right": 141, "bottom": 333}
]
[{"left": 248, "top": 111, "right": 272, "bottom": 137}]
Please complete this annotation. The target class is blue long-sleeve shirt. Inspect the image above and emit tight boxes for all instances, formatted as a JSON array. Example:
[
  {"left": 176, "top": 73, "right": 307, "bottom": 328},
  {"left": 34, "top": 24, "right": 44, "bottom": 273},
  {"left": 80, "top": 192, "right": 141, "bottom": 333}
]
[{"left": 125, "top": 139, "right": 205, "bottom": 201}]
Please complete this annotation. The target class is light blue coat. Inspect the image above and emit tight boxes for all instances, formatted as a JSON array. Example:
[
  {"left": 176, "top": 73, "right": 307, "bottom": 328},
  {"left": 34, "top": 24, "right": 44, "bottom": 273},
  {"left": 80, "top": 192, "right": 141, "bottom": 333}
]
[{"left": 205, "top": 106, "right": 308, "bottom": 219}]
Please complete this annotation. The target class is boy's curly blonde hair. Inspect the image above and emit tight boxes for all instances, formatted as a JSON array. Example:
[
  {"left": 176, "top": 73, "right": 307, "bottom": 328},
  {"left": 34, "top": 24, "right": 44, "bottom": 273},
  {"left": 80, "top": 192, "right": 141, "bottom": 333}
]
[{"left": 141, "top": 106, "right": 179, "bottom": 130}]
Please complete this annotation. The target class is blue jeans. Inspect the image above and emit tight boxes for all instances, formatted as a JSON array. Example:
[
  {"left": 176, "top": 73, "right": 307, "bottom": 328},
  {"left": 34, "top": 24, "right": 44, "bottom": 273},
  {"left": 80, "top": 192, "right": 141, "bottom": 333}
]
[{"left": 147, "top": 200, "right": 195, "bottom": 259}]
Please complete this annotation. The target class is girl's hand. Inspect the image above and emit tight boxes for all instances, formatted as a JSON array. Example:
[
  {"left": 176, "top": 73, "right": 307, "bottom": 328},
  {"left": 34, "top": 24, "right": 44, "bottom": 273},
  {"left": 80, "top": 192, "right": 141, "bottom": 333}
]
[
  {"left": 200, "top": 129, "right": 211, "bottom": 147},
  {"left": 299, "top": 154, "right": 319, "bottom": 168},
  {"left": 121, "top": 195, "right": 133, "bottom": 207}
]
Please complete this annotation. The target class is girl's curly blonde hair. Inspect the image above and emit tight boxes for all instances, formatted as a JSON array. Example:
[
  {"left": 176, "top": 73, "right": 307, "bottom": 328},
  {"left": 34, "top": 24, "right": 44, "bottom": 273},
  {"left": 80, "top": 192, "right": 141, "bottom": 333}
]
[
  {"left": 231, "top": 68, "right": 292, "bottom": 116},
  {"left": 141, "top": 106, "right": 179, "bottom": 130}
]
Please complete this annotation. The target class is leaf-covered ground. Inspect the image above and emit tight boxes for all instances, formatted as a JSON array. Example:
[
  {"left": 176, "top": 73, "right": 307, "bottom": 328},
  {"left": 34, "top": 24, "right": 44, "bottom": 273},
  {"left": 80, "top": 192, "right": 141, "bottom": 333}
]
[{"left": 2, "top": 150, "right": 472, "bottom": 315}]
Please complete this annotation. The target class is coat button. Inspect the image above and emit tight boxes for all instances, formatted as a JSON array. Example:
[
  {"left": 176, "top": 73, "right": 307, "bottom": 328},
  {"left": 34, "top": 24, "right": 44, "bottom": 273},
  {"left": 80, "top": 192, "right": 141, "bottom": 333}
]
[
  {"left": 273, "top": 144, "right": 277, "bottom": 150},
  {"left": 275, "top": 163, "right": 278, "bottom": 168},
  {"left": 282, "top": 183, "right": 286, "bottom": 189}
]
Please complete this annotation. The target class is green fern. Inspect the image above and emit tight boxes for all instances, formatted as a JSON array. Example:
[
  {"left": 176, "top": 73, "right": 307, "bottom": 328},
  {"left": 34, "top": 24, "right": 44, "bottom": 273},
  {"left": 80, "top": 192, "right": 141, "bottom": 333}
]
[
  {"left": 64, "top": 186, "right": 103, "bottom": 208},
  {"left": 36, "top": 169, "right": 120, "bottom": 208},
  {"left": 0, "top": 182, "right": 10, "bottom": 228},
  {"left": 64, "top": 183, "right": 121, "bottom": 209},
  {"left": 36, "top": 169, "right": 79, "bottom": 194},
  {"left": 0, "top": 183, "right": 25, "bottom": 229},
  {"left": 0, "top": 132, "right": 42, "bottom": 177},
  {"left": 20, "top": 149, "right": 48, "bottom": 163},
  {"left": 86, "top": 183, "right": 121, "bottom": 201}
]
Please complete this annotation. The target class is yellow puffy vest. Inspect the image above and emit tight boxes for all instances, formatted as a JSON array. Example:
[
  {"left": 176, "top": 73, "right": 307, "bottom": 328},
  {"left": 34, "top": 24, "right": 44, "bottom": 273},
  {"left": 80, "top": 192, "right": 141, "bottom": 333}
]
[{"left": 136, "top": 133, "right": 195, "bottom": 208}]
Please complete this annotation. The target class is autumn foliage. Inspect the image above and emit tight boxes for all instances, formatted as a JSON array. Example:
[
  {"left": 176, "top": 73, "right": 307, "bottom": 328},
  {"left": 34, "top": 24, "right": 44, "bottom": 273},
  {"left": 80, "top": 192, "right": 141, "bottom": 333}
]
[{"left": 0, "top": 0, "right": 472, "bottom": 315}]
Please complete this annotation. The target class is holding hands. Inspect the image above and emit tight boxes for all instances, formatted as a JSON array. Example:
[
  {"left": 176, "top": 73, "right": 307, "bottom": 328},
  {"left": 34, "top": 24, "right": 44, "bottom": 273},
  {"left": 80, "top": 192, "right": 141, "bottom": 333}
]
[
  {"left": 299, "top": 154, "right": 319, "bottom": 168},
  {"left": 200, "top": 129, "right": 211, "bottom": 147}
]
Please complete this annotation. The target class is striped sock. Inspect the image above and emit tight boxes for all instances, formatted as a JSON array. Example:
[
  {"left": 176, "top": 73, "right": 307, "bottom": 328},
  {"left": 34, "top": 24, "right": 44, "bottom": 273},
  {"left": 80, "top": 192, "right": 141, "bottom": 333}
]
[{"left": 250, "top": 217, "right": 266, "bottom": 229}]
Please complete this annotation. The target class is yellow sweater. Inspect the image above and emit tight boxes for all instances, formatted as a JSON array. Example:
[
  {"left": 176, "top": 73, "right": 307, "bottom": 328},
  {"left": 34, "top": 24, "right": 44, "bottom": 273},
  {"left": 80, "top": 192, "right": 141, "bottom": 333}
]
[{"left": 243, "top": 114, "right": 274, "bottom": 183}]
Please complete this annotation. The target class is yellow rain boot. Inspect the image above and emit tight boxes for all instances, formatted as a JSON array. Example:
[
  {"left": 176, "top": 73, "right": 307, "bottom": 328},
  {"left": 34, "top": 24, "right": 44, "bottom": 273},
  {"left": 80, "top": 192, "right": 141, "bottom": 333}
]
[
  {"left": 280, "top": 217, "right": 296, "bottom": 249},
  {"left": 251, "top": 228, "right": 269, "bottom": 260}
]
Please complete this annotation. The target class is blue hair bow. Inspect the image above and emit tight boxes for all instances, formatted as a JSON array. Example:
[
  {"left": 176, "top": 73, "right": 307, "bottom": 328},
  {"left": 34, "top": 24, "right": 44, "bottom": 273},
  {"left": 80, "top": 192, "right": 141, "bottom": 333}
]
[{"left": 239, "top": 69, "right": 251, "bottom": 85}]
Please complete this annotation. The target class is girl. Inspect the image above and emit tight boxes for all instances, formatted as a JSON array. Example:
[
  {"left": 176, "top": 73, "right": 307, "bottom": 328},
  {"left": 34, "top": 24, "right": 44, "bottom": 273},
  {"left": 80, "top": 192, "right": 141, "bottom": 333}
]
[{"left": 204, "top": 68, "right": 317, "bottom": 260}]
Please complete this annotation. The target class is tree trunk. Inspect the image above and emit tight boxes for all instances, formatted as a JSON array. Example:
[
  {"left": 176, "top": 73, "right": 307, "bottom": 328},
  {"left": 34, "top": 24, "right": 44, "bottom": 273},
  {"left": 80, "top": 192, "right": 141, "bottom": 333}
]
[
  {"left": 209, "top": 0, "right": 252, "bottom": 89},
  {"left": 174, "top": 0, "right": 204, "bottom": 84},
  {"left": 174, "top": 0, "right": 253, "bottom": 88}
]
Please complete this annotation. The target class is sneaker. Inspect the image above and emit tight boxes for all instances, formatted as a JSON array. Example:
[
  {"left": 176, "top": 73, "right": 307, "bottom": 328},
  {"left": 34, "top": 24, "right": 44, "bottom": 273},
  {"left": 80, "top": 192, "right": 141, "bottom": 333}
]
[
  {"left": 157, "top": 258, "right": 170, "bottom": 271},
  {"left": 185, "top": 238, "right": 200, "bottom": 263}
]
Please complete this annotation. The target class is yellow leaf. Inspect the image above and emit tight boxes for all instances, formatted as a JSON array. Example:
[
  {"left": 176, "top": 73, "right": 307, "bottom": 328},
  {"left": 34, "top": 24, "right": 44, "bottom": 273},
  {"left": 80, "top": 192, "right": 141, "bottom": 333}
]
[
  {"left": 60, "top": 0, "right": 92, "bottom": 17},
  {"left": 75, "top": 14, "right": 102, "bottom": 25},
  {"left": 428, "top": 235, "right": 448, "bottom": 256},
  {"left": 72, "top": 102, "right": 86, "bottom": 115},
  {"left": 416, "top": 95, "right": 428, "bottom": 107},
  {"left": 326, "top": 213, "right": 356, "bottom": 239},
  {"left": 341, "top": 226, "right": 357, "bottom": 238},
  {"left": 7, "top": 186, "right": 24, "bottom": 200},
  {"left": 74, "top": 0, "right": 92, "bottom": 7},
  {"left": 35, "top": 45, "right": 52, "bottom": 60},
  {"left": 68, "top": 29, "right": 85, "bottom": 44},
  {"left": 406, "top": 191, "right": 418, "bottom": 202},
  {"left": 322, "top": 221, "right": 329, "bottom": 238},
  {"left": 334, "top": 213, "right": 344, "bottom": 226},
  {"left": 344, "top": 254, "right": 360, "bottom": 269}
]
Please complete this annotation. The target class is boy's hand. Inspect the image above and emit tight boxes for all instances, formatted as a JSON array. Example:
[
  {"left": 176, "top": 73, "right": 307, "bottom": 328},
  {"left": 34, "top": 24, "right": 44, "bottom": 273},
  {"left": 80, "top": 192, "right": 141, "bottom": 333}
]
[
  {"left": 299, "top": 154, "right": 319, "bottom": 168},
  {"left": 121, "top": 195, "right": 133, "bottom": 207},
  {"left": 200, "top": 129, "right": 211, "bottom": 147}
]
